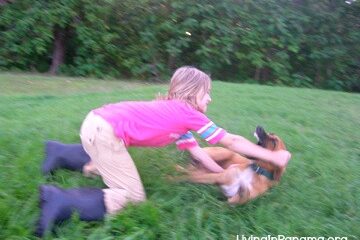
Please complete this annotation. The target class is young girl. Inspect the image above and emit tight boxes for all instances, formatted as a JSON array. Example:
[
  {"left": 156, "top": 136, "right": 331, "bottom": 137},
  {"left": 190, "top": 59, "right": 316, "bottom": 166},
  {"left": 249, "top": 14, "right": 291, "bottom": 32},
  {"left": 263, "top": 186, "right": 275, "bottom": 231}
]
[{"left": 36, "top": 66, "right": 291, "bottom": 237}]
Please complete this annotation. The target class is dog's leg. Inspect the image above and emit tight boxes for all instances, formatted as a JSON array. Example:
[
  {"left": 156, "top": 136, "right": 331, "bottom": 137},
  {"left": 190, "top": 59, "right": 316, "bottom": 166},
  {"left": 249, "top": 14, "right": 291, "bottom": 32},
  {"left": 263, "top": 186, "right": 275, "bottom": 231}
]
[
  {"left": 203, "top": 147, "right": 235, "bottom": 162},
  {"left": 203, "top": 147, "right": 252, "bottom": 169},
  {"left": 228, "top": 188, "right": 248, "bottom": 204},
  {"left": 168, "top": 164, "right": 207, "bottom": 183},
  {"left": 173, "top": 164, "right": 223, "bottom": 184},
  {"left": 248, "top": 185, "right": 269, "bottom": 201},
  {"left": 231, "top": 185, "right": 269, "bottom": 205},
  {"left": 175, "top": 164, "right": 188, "bottom": 173},
  {"left": 187, "top": 172, "right": 226, "bottom": 184}
]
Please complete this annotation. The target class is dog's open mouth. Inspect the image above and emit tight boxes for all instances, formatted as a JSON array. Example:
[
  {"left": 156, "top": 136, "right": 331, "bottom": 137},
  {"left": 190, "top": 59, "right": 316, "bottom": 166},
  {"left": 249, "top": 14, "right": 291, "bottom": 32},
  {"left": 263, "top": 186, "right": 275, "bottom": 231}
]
[{"left": 254, "top": 126, "right": 267, "bottom": 147}]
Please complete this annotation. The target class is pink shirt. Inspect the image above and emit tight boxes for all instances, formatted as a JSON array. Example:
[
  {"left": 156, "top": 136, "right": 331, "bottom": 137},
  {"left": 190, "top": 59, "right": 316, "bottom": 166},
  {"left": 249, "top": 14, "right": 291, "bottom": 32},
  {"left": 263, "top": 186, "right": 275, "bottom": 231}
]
[{"left": 93, "top": 100, "right": 226, "bottom": 150}]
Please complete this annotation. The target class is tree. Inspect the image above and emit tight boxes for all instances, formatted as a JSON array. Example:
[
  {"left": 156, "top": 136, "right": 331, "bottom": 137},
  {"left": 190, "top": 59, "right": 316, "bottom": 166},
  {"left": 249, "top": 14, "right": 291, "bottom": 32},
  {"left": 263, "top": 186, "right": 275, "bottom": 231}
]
[{"left": 1, "top": 0, "right": 359, "bottom": 91}]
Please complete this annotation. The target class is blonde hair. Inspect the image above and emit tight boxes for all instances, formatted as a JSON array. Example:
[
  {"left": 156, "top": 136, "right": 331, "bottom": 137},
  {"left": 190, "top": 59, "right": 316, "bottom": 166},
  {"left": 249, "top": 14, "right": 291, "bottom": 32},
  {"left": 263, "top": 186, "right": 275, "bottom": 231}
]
[{"left": 165, "top": 66, "right": 211, "bottom": 109}]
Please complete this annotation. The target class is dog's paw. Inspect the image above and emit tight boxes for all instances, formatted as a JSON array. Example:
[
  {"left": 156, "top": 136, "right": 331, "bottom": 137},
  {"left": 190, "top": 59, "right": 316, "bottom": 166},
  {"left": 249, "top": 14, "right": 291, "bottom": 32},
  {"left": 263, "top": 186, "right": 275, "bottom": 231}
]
[
  {"left": 165, "top": 175, "right": 176, "bottom": 182},
  {"left": 175, "top": 164, "right": 187, "bottom": 173},
  {"left": 165, "top": 174, "right": 186, "bottom": 183}
]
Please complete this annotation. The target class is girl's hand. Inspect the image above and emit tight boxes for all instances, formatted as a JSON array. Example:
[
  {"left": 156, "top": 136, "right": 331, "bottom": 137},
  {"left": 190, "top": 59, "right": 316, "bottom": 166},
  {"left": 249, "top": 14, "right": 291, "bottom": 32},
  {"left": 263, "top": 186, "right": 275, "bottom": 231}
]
[{"left": 273, "top": 150, "right": 291, "bottom": 167}]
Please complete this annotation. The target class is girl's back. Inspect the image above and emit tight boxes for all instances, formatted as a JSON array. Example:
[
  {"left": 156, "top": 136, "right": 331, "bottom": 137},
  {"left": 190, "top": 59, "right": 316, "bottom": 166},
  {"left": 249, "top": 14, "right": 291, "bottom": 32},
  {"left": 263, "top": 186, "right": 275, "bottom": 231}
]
[{"left": 93, "top": 99, "right": 215, "bottom": 148}]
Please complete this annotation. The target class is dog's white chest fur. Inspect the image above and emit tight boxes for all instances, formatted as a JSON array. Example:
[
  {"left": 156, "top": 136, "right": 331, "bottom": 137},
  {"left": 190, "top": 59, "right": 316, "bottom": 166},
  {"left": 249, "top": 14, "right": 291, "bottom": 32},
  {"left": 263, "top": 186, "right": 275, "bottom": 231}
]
[{"left": 220, "top": 168, "right": 253, "bottom": 197}]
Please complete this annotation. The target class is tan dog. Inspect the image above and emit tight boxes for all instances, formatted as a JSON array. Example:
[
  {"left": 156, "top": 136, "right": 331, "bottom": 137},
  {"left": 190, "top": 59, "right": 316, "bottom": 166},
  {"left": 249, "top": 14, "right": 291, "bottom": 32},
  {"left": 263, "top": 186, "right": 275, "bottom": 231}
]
[{"left": 175, "top": 126, "right": 288, "bottom": 204}]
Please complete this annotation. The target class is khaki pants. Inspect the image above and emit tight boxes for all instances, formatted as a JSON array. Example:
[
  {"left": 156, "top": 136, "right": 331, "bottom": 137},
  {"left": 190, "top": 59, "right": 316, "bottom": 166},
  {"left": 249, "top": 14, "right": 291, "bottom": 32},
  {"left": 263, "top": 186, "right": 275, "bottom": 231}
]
[{"left": 80, "top": 111, "right": 146, "bottom": 214}]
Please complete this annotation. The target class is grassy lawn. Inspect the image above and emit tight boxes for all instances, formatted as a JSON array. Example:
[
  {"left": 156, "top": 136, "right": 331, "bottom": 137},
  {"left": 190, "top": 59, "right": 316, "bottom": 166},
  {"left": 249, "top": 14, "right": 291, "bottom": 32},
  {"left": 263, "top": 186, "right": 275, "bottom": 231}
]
[{"left": 0, "top": 73, "right": 359, "bottom": 239}]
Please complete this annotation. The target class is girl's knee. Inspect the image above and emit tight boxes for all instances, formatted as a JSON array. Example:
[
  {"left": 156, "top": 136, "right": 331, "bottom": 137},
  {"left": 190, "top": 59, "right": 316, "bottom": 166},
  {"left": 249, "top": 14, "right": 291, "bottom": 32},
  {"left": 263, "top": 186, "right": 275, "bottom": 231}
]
[
  {"left": 135, "top": 190, "right": 147, "bottom": 202},
  {"left": 129, "top": 187, "right": 146, "bottom": 203},
  {"left": 103, "top": 188, "right": 128, "bottom": 214},
  {"left": 103, "top": 188, "right": 146, "bottom": 215}
]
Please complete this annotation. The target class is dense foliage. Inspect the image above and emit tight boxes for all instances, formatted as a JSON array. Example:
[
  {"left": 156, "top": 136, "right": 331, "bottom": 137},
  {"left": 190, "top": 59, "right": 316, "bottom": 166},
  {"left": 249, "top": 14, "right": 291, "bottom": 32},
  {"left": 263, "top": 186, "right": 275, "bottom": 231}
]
[{"left": 0, "top": 0, "right": 359, "bottom": 91}]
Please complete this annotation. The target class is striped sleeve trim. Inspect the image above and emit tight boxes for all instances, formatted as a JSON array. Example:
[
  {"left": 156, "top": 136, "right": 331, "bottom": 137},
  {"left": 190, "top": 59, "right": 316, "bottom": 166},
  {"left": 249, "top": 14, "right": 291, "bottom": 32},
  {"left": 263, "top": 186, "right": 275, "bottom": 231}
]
[
  {"left": 175, "top": 138, "right": 197, "bottom": 145},
  {"left": 178, "top": 132, "right": 194, "bottom": 140},
  {"left": 197, "top": 122, "right": 214, "bottom": 134},
  {"left": 176, "top": 132, "right": 199, "bottom": 150},
  {"left": 197, "top": 122, "right": 226, "bottom": 144}
]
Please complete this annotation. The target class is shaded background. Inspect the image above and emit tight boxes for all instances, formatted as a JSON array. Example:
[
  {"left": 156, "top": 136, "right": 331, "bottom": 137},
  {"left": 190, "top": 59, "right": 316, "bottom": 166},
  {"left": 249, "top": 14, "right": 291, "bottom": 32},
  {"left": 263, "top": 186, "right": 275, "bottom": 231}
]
[{"left": 0, "top": 0, "right": 359, "bottom": 91}]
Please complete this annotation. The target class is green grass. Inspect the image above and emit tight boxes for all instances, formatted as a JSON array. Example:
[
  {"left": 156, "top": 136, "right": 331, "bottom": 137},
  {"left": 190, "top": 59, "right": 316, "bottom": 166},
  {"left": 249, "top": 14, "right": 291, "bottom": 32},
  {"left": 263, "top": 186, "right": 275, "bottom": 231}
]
[{"left": 0, "top": 73, "right": 359, "bottom": 239}]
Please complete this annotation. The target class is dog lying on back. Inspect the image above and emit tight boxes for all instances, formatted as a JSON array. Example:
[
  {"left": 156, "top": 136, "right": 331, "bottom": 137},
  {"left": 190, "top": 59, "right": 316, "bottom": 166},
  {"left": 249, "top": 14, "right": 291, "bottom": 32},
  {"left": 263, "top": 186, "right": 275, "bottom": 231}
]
[{"left": 175, "top": 126, "right": 288, "bottom": 204}]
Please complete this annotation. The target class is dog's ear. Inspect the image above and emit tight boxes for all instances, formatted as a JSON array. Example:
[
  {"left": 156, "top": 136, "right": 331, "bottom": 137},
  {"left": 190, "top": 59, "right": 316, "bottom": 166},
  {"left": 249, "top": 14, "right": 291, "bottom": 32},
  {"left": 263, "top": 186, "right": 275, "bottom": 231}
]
[
  {"left": 268, "top": 134, "right": 286, "bottom": 151},
  {"left": 273, "top": 167, "right": 286, "bottom": 181}
]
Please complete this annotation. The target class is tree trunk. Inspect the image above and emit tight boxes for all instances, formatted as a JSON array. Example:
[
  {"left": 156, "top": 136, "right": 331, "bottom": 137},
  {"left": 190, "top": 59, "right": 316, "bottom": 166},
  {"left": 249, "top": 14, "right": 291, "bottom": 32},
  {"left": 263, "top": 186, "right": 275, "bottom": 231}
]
[
  {"left": 262, "top": 67, "right": 270, "bottom": 82},
  {"left": 254, "top": 67, "right": 261, "bottom": 81},
  {"left": 254, "top": 67, "right": 271, "bottom": 83},
  {"left": 49, "top": 25, "right": 68, "bottom": 75},
  {"left": 167, "top": 55, "right": 176, "bottom": 72},
  {"left": 315, "top": 67, "right": 323, "bottom": 87}
]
